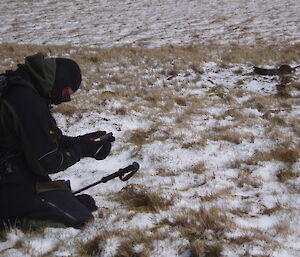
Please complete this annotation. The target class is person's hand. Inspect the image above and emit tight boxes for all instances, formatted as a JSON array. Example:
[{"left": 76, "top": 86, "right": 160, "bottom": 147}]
[
  {"left": 95, "top": 132, "right": 115, "bottom": 143},
  {"left": 78, "top": 132, "right": 115, "bottom": 160},
  {"left": 76, "top": 131, "right": 107, "bottom": 142},
  {"left": 57, "top": 130, "right": 108, "bottom": 147}
]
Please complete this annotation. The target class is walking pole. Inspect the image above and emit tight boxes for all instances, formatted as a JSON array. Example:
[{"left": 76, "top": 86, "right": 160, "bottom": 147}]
[{"left": 72, "top": 162, "right": 140, "bottom": 195}]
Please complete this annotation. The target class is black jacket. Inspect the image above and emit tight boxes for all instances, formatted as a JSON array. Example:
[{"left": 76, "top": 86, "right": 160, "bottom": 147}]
[{"left": 0, "top": 55, "right": 81, "bottom": 182}]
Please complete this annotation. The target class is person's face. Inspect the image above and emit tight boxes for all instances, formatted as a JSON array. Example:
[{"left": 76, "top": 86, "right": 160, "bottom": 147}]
[{"left": 61, "top": 87, "right": 74, "bottom": 102}]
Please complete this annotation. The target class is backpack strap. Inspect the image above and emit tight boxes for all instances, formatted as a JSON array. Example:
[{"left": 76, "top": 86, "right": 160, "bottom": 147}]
[{"left": 0, "top": 75, "right": 7, "bottom": 98}]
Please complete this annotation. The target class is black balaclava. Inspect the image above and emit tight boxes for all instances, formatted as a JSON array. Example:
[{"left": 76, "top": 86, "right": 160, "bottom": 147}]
[{"left": 50, "top": 58, "right": 82, "bottom": 105}]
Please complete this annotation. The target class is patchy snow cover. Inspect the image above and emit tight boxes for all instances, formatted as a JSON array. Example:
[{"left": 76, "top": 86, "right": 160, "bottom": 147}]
[
  {"left": 0, "top": 0, "right": 300, "bottom": 47},
  {"left": 0, "top": 0, "right": 300, "bottom": 257}
]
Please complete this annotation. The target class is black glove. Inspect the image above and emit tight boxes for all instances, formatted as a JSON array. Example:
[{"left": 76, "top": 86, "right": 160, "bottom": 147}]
[
  {"left": 75, "top": 131, "right": 107, "bottom": 142},
  {"left": 78, "top": 132, "right": 115, "bottom": 160},
  {"left": 56, "top": 129, "right": 107, "bottom": 147}
]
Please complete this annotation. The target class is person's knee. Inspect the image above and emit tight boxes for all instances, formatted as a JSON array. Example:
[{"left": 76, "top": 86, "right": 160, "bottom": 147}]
[
  {"left": 33, "top": 190, "right": 95, "bottom": 229},
  {"left": 75, "top": 194, "right": 98, "bottom": 212}
]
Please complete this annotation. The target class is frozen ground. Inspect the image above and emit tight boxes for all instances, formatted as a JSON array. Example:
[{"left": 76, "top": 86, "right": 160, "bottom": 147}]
[
  {"left": 0, "top": 0, "right": 300, "bottom": 47},
  {"left": 0, "top": 1, "right": 300, "bottom": 257}
]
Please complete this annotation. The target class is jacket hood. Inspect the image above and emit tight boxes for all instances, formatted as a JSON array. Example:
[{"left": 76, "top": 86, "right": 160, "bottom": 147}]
[
  {"left": 22, "top": 53, "right": 56, "bottom": 98},
  {"left": 51, "top": 57, "right": 82, "bottom": 105}
]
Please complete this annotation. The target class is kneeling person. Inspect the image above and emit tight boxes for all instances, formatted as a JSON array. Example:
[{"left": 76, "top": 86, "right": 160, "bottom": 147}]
[{"left": 0, "top": 53, "right": 115, "bottom": 229}]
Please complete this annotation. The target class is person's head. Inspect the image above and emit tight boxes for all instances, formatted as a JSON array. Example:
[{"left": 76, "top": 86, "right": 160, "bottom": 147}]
[
  {"left": 14, "top": 53, "right": 82, "bottom": 104},
  {"left": 50, "top": 58, "right": 82, "bottom": 105}
]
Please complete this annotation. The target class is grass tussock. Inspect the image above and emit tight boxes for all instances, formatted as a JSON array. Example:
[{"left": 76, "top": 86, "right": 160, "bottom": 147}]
[
  {"left": 208, "top": 84, "right": 228, "bottom": 99},
  {"left": 228, "top": 235, "right": 253, "bottom": 245},
  {"left": 244, "top": 95, "right": 278, "bottom": 112},
  {"left": 162, "top": 207, "right": 233, "bottom": 257},
  {"left": 264, "top": 148, "right": 298, "bottom": 165},
  {"left": 53, "top": 103, "right": 82, "bottom": 116},
  {"left": 182, "top": 139, "right": 207, "bottom": 149},
  {"left": 80, "top": 228, "right": 168, "bottom": 257},
  {"left": 127, "top": 126, "right": 171, "bottom": 146},
  {"left": 114, "top": 230, "right": 154, "bottom": 257},
  {"left": 237, "top": 172, "right": 262, "bottom": 189},
  {"left": 199, "top": 187, "right": 232, "bottom": 202},
  {"left": 112, "top": 184, "right": 175, "bottom": 212},
  {"left": 229, "top": 205, "right": 252, "bottom": 217},
  {"left": 212, "top": 129, "right": 242, "bottom": 144},
  {"left": 292, "top": 81, "right": 300, "bottom": 91},
  {"left": 156, "top": 167, "right": 178, "bottom": 177},
  {"left": 261, "top": 202, "right": 283, "bottom": 215},
  {"left": 205, "top": 126, "right": 254, "bottom": 145},
  {"left": 166, "top": 207, "right": 232, "bottom": 236},
  {"left": 276, "top": 168, "right": 298, "bottom": 182},
  {"left": 127, "top": 129, "right": 154, "bottom": 146},
  {"left": 239, "top": 147, "right": 300, "bottom": 169},
  {"left": 276, "top": 84, "right": 293, "bottom": 98},
  {"left": 79, "top": 234, "right": 107, "bottom": 257},
  {"left": 190, "top": 240, "right": 223, "bottom": 257},
  {"left": 189, "top": 162, "right": 206, "bottom": 174}
]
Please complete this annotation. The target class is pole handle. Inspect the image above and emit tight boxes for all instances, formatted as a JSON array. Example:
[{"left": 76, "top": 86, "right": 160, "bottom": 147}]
[{"left": 119, "top": 162, "right": 139, "bottom": 181}]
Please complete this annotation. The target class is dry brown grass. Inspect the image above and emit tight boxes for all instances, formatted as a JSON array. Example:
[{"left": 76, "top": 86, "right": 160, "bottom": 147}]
[
  {"left": 79, "top": 233, "right": 107, "bottom": 257},
  {"left": 204, "top": 125, "right": 254, "bottom": 145},
  {"left": 251, "top": 147, "right": 299, "bottom": 167},
  {"left": 228, "top": 235, "right": 253, "bottom": 245},
  {"left": 166, "top": 207, "right": 233, "bottom": 236},
  {"left": 127, "top": 124, "right": 171, "bottom": 146},
  {"left": 79, "top": 228, "right": 168, "bottom": 257},
  {"left": 260, "top": 202, "right": 283, "bottom": 216},
  {"left": 229, "top": 143, "right": 300, "bottom": 172},
  {"left": 244, "top": 95, "right": 276, "bottom": 112},
  {"left": 181, "top": 139, "right": 207, "bottom": 149},
  {"left": 220, "top": 43, "right": 300, "bottom": 65},
  {"left": 53, "top": 102, "right": 83, "bottom": 116},
  {"left": 156, "top": 167, "right": 178, "bottom": 177},
  {"left": 237, "top": 171, "right": 262, "bottom": 189},
  {"left": 127, "top": 129, "right": 154, "bottom": 146},
  {"left": 276, "top": 168, "right": 298, "bottom": 182},
  {"left": 276, "top": 84, "right": 293, "bottom": 98},
  {"left": 188, "top": 161, "right": 207, "bottom": 174},
  {"left": 229, "top": 206, "right": 252, "bottom": 217},
  {"left": 113, "top": 229, "right": 163, "bottom": 257},
  {"left": 199, "top": 187, "right": 232, "bottom": 202},
  {"left": 1, "top": 42, "right": 298, "bottom": 120},
  {"left": 112, "top": 184, "right": 175, "bottom": 213},
  {"left": 160, "top": 206, "right": 235, "bottom": 256},
  {"left": 189, "top": 240, "right": 223, "bottom": 257},
  {"left": 1, "top": 42, "right": 300, "bottom": 74},
  {"left": 292, "top": 81, "right": 300, "bottom": 91},
  {"left": 266, "top": 128, "right": 294, "bottom": 143},
  {"left": 0, "top": 239, "right": 24, "bottom": 256}
]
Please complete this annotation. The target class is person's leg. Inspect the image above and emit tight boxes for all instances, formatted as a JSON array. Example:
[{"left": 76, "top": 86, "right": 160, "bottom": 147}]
[
  {"left": 0, "top": 181, "right": 36, "bottom": 226},
  {"left": 27, "top": 190, "right": 94, "bottom": 229},
  {"left": 0, "top": 182, "right": 93, "bottom": 229}
]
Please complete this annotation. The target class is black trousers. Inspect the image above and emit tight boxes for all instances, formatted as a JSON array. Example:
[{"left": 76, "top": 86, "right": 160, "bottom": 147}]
[{"left": 0, "top": 181, "right": 93, "bottom": 229}]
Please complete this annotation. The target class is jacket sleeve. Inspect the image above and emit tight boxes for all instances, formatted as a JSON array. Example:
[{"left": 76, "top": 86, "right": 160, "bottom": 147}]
[
  {"left": 5, "top": 86, "right": 82, "bottom": 175},
  {"left": 51, "top": 123, "right": 80, "bottom": 148}
]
